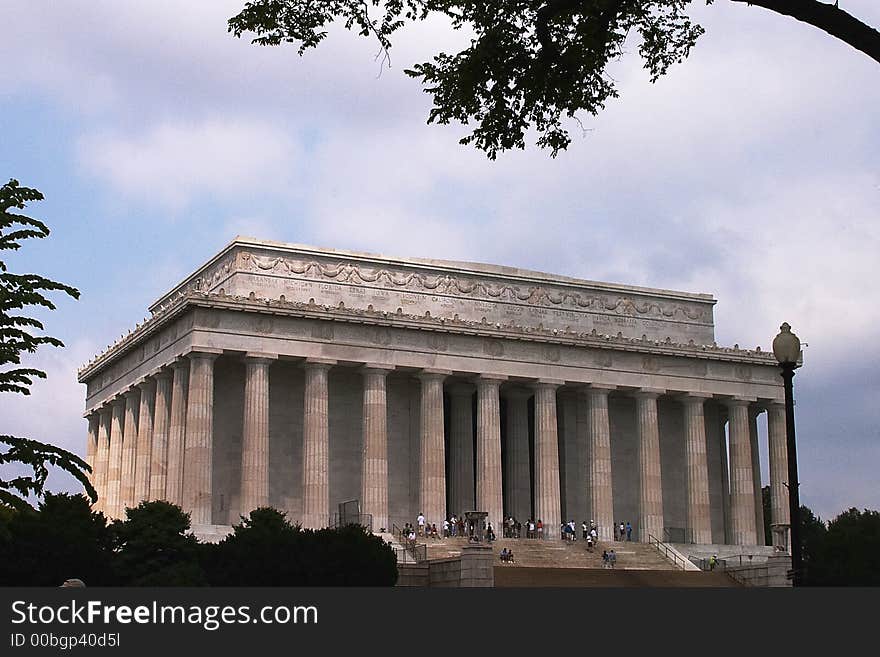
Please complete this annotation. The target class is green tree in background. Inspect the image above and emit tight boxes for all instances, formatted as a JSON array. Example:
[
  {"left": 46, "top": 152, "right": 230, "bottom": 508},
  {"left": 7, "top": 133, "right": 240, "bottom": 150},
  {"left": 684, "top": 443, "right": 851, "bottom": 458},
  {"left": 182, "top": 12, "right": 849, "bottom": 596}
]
[
  {"left": 205, "top": 507, "right": 398, "bottom": 586},
  {"left": 0, "top": 492, "right": 114, "bottom": 586},
  {"left": 0, "top": 179, "right": 92, "bottom": 511},
  {"left": 229, "top": 1, "right": 880, "bottom": 159},
  {"left": 111, "top": 500, "right": 208, "bottom": 586},
  {"left": 809, "top": 508, "right": 880, "bottom": 586}
]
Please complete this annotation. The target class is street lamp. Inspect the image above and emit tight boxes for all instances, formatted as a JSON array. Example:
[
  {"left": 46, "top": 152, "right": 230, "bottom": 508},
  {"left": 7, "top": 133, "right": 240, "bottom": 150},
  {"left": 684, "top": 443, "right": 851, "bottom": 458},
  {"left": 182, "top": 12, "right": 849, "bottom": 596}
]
[{"left": 772, "top": 322, "right": 802, "bottom": 587}]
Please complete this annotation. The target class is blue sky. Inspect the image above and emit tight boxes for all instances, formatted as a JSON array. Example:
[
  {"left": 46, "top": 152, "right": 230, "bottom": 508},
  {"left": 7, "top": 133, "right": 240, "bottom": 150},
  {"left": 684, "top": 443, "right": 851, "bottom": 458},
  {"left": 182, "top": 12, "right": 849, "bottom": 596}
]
[{"left": 1, "top": 1, "right": 878, "bottom": 522}]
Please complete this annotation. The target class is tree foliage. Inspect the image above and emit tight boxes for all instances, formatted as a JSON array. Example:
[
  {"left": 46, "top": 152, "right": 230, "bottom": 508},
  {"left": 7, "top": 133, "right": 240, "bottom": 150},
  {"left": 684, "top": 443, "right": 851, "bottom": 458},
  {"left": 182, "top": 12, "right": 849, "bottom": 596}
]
[
  {"left": 807, "top": 507, "right": 880, "bottom": 586},
  {"left": 229, "top": 1, "right": 880, "bottom": 159},
  {"left": 204, "top": 507, "right": 399, "bottom": 586},
  {"left": 111, "top": 500, "right": 208, "bottom": 586},
  {"left": 0, "top": 493, "right": 114, "bottom": 586},
  {"left": 0, "top": 179, "right": 91, "bottom": 510}
]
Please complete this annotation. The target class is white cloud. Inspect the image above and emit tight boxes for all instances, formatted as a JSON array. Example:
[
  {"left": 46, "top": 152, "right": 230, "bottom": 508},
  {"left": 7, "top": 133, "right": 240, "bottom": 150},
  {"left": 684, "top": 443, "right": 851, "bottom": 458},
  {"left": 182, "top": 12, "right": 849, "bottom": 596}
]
[{"left": 77, "top": 118, "right": 299, "bottom": 209}]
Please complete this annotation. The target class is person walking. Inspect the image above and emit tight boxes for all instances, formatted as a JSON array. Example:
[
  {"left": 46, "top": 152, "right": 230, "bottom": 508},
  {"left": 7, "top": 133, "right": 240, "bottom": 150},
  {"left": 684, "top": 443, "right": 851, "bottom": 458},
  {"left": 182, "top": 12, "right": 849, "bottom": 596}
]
[
  {"left": 609, "top": 549, "right": 617, "bottom": 569},
  {"left": 626, "top": 521, "right": 632, "bottom": 542},
  {"left": 417, "top": 512, "right": 426, "bottom": 537}
]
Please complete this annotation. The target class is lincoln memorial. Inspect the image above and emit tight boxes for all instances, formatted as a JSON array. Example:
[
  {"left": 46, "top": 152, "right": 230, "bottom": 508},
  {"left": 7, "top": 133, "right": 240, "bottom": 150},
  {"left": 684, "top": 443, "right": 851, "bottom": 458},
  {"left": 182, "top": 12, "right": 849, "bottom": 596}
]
[{"left": 78, "top": 237, "right": 792, "bottom": 547}]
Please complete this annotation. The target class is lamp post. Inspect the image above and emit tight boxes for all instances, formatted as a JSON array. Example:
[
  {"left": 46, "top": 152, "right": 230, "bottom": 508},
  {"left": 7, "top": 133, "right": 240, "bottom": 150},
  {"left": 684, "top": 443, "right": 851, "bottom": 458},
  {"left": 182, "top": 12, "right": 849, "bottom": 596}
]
[{"left": 772, "top": 322, "right": 802, "bottom": 587}]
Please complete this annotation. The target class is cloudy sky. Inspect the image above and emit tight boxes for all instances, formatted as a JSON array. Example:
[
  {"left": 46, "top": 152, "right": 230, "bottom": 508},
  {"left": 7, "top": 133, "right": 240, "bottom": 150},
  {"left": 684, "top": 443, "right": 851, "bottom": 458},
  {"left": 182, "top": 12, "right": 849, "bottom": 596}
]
[{"left": 1, "top": 1, "right": 878, "bottom": 522}]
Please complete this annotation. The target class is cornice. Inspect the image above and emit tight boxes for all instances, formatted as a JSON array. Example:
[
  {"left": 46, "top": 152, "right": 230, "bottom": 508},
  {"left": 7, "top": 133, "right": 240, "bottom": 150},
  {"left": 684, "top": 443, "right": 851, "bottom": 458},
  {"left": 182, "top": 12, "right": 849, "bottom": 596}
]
[{"left": 78, "top": 290, "right": 781, "bottom": 383}]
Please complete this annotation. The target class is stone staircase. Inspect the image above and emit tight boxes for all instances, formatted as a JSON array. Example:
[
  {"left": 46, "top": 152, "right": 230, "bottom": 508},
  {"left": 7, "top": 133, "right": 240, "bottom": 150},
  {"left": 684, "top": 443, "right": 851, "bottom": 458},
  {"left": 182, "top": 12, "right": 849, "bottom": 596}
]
[
  {"left": 418, "top": 536, "right": 739, "bottom": 587},
  {"left": 425, "top": 536, "right": 679, "bottom": 570}
]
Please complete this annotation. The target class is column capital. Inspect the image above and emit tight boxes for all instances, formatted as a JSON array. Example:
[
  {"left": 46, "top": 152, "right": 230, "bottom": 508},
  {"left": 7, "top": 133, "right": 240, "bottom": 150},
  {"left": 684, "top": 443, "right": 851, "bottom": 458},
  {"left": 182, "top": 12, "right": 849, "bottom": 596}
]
[
  {"left": 360, "top": 363, "right": 395, "bottom": 373},
  {"left": 169, "top": 358, "right": 190, "bottom": 372},
  {"left": 304, "top": 357, "right": 336, "bottom": 371},
  {"left": 478, "top": 373, "right": 507, "bottom": 383},
  {"left": 724, "top": 396, "right": 756, "bottom": 408},
  {"left": 244, "top": 351, "right": 278, "bottom": 363},
  {"left": 111, "top": 396, "right": 126, "bottom": 409},
  {"left": 680, "top": 391, "right": 713, "bottom": 404},
  {"left": 580, "top": 384, "right": 615, "bottom": 400},
  {"left": 149, "top": 366, "right": 174, "bottom": 381},
  {"left": 123, "top": 387, "right": 140, "bottom": 401},
  {"left": 634, "top": 388, "right": 665, "bottom": 400},
  {"left": 532, "top": 378, "right": 564, "bottom": 390},
  {"left": 186, "top": 347, "right": 222, "bottom": 361},
  {"left": 135, "top": 378, "right": 156, "bottom": 393},
  {"left": 418, "top": 368, "right": 451, "bottom": 382}
]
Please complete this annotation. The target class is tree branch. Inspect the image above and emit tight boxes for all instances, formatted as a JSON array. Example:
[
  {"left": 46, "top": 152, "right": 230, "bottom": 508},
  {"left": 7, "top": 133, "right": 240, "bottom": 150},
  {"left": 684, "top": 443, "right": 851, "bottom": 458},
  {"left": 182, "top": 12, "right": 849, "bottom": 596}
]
[{"left": 730, "top": 0, "right": 880, "bottom": 64}]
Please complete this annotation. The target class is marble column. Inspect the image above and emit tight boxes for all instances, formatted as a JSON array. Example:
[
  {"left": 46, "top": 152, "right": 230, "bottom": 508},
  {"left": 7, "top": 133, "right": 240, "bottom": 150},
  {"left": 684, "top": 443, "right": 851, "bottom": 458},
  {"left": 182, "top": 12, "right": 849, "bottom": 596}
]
[
  {"left": 503, "top": 387, "right": 531, "bottom": 521},
  {"left": 302, "top": 358, "right": 334, "bottom": 529},
  {"left": 750, "top": 406, "right": 766, "bottom": 545},
  {"left": 587, "top": 385, "right": 615, "bottom": 542},
  {"left": 149, "top": 370, "right": 173, "bottom": 501},
  {"left": 240, "top": 353, "right": 276, "bottom": 517},
  {"left": 183, "top": 349, "right": 220, "bottom": 526},
  {"left": 533, "top": 381, "right": 562, "bottom": 539},
  {"left": 476, "top": 375, "right": 505, "bottom": 533},
  {"left": 683, "top": 393, "right": 713, "bottom": 544},
  {"left": 418, "top": 370, "right": 448, "bottom": 530},
  {"left": 165, "top": 360, "right": 189, "bottom": 507},
  {"left": 767, "top": 402, "right": 790, "bottom": 548},
  {"left": 447, "top": 382, "right": 475, "bottom": 516},
  {"left": 106, "top": 398, "right": 125, "bottom": 519},
  {"left": 134, "top": 379, "right": 155, "bottom": 505},
  {"left": 361, "top": 365, "right": 392, "bottom": 533},
  {"left": 120, "top": 389, "right": 140, "bottom": 514},
  {"left": 85, "top": 413, "right": 99, "bottom": 487},
  {"left": 636, "top": 389, "right": 664, "bottom": 542},
  {"left": 726, "top": 398, "right": 758, "bottom": 545},
  {"left": 94, "top": 410, "right": 111, "bottom": 514}
]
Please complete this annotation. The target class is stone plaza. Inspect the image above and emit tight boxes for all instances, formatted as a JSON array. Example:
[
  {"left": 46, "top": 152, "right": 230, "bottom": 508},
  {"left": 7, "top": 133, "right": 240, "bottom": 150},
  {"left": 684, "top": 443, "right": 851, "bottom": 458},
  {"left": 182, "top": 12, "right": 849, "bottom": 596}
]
[{"left": 79, "top": 237, "right": 793, "bottom": 550}]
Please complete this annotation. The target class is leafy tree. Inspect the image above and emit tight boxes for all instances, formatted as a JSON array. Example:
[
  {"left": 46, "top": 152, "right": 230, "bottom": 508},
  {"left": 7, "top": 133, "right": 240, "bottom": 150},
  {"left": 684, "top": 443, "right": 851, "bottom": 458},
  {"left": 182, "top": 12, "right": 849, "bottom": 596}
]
[
  {"left": 809, "top": 508, "right": 880, "bottom": 586},
  {"left": 205, "top": 507, "right": 308, "bottom": 586},
  {"left": 229, "top": 1, "right": 880, "bottom": 159},
  {"left": 798, "top": 503, "right": 827, "bottom": 585},
  {"left": 0, "top": 179, "right": 91, "bottom": 510},
  {"left": 207, "top": 507, "right": 398, "bottom": 586},
  {"left": 0, "top": 493, "right": 114, "bottom": 586},
  {"left": 111, "top": 500, "right": 207, "bottom": 585}
]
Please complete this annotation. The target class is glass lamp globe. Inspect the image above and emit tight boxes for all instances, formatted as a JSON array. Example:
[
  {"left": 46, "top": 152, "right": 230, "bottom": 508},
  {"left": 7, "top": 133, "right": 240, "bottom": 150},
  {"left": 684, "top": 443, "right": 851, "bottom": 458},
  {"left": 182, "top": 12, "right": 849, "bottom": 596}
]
[{"left": 772, "top": 322, "right": 801, "bottom": 366}]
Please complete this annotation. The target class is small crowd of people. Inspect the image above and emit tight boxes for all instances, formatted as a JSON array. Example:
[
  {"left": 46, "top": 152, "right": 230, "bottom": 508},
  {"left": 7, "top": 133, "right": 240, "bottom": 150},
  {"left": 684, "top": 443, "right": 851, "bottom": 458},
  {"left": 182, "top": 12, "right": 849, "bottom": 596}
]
[
  {"left": 616, "top": 521, "right": 633, "bottom": 542},
  {"left": 501, "top": 517, "right": 546, "bottom": 539},
  {"left": 560, "top": 520, "right": 600, "bottom": 550},
  {"left": 409, "top": 513, "right": 498, "bottom": 542}
]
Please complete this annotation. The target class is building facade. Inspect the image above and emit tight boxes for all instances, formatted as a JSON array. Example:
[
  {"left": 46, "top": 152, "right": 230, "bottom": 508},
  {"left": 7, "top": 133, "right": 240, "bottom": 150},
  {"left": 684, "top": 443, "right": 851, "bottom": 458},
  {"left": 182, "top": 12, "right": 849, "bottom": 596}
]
[{"left": 78, "top": 238, "right": 792, "bottom": 546}]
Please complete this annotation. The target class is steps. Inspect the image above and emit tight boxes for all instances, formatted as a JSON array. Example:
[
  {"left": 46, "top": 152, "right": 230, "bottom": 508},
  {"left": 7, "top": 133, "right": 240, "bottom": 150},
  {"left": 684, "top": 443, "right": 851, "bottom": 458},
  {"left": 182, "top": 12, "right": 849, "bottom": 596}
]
[{"left": 425, "top": 536, "right": 681, "bottom": 571}]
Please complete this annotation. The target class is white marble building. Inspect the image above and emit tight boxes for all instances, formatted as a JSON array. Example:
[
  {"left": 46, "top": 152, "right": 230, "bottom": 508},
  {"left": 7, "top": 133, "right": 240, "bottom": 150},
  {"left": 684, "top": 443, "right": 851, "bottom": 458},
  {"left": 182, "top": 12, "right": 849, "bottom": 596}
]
[{"left": 78, "top": 237, "right": 792, "bottom": 546}]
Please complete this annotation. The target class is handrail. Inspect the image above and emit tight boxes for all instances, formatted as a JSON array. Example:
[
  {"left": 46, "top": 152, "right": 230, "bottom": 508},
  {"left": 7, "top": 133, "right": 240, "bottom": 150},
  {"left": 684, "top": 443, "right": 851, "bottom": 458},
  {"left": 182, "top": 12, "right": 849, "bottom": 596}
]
[{"left": 647, "top": 534, "right": 688, "bottom": 571}]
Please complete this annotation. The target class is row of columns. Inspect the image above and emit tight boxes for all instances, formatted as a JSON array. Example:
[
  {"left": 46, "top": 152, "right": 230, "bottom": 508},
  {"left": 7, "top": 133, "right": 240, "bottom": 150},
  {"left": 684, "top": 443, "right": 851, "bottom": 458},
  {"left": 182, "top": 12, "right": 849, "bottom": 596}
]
[{"left": 86, "top": 352, "right": 790, "bottom": 546}]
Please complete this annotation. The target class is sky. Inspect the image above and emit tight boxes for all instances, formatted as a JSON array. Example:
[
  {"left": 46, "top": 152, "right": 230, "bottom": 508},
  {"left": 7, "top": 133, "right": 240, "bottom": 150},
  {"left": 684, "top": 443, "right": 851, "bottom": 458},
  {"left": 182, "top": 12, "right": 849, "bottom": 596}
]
[{"left": 1, "top": 1, "right": 878, "bottom": 523}]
